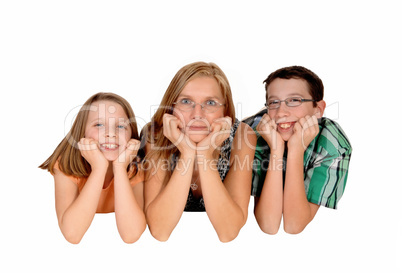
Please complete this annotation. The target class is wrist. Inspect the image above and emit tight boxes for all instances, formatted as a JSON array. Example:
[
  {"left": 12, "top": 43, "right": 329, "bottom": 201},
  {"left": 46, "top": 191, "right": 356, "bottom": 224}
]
[
  {"left": 180, "top": 150, "right": 196, "bottom": 160},
  {"left": 112, "top": 163, "right": 128, "bottom": 172},
  {"left": 270, "top": 144, "right": 285, "bottom": 155},
  {"left": 91, "top": 164, "right": 108, "bottom": 175},
  {"left": 196, "top": 149, "right": 219, "bottom": 167},
  {"left": 268, "top": 153, "right": 284, "bottom": 171},
  {"left": 287, "top": 146, "right": 305, "bottom": 159},
  {"left": 270, "top": 150, "right": 284, "bottom": 160}
]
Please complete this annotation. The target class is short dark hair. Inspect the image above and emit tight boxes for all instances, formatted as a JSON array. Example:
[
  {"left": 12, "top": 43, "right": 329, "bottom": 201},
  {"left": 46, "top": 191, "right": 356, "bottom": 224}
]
[{"left": 263, "top": 66, "right": 324, "bottom": 106}]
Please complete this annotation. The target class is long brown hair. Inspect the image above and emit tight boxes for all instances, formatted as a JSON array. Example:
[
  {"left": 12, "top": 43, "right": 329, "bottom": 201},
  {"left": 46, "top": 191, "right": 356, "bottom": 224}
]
[
  {"left": 39, "top": 92, "right": 139, "bottom": 178},
  {"left": 142, "top": 62, "right": 235, "bottom": 182}
]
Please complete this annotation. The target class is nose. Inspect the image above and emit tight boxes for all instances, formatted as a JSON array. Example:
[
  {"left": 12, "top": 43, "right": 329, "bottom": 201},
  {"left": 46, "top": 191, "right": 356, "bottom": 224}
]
[
  {"left": 274, "top": 101, "right": 290, "bottom": 118},
  {"left": 190, "top": 103, "right": 205, "bottom": 119},
  {"left": 106, "top": 120, "right": 116, "bottom": 138}
]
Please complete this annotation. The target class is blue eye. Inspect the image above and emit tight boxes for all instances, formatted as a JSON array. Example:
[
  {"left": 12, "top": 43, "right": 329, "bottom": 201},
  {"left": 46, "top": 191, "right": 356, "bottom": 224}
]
[
  {"left": 206, "top": 100, "right": 217, "bottom": 106},
  {"left": 180, "top": 99, "right": 193, "bottom": 105},
  {"left": 117, "top": 125, "right": 127, "bottom": 130},
  {"left": 94, "top": 123, "right": 104, "bottom": 127}
]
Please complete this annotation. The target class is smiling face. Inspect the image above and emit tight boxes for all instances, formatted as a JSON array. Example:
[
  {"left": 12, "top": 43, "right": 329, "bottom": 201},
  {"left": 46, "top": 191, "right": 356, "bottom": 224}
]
[
  {"left": 173, "top": 76, "right": 225, "bottom": 143},
  {"left": 84, "top": 100, "right": 132, "bottom": 161},
  {"left": 267, "top": 78, "right": 325, "bottom": 141}
]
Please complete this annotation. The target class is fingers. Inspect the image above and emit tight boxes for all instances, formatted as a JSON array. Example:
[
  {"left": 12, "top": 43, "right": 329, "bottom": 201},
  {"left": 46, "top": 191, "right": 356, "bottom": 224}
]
[
  {"left": 256, "top": 114, "right": 282, "bottom": 151},
  {"left": 162, "top": 113, "right": 197, "bottom": 153},
  {"left": 196, "top": 117, "right": 232, "bottom": 153},
  {"left": 163, "top": 113, "right": 184, "bottom": 143},
  {"left": 256, "top": 114, "right": 276, "bottom": 136},
  {"left": 211, "top": 117, "right": 232, "bottom": 140},
  {"left": 298, "top": 115, "right": 318, "bottom": 133},
  {"left": 114, "top": 138, "right": 141, "bottom": 166},
  {"left": 77, "top": 138, "right": 109, "bottom": 168},
  {"left": 77, "top": 138, "right": 99, "bottom": 152},
  {"left": 126, "top": 139, "right": 141, "bottom": 152},
  {"left": 210, "top": 116, "right": 232, "bottom": 133},
  {"left": 293, "top": 115, "right": 319, "bottom": 150}
]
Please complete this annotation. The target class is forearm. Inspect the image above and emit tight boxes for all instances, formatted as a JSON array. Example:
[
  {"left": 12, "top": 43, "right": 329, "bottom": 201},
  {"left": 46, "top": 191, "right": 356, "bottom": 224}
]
[
  {"left": 283, "top": 150, "right": 314, "bottom": 234},
  {"left": 113, "top": 166, "right": 146, "bottom": 244},
  {"left": 254, "top": 153, "right": 283, "bottom": 235},
  {"left": 59, "top": 169, "right": 106, "bottom": 243},
  {"left": 145, "top": 154, "right": 195, "bottom": 241},
  {"left": 199, "top": 160, "right": 245, "bottom": 242}
]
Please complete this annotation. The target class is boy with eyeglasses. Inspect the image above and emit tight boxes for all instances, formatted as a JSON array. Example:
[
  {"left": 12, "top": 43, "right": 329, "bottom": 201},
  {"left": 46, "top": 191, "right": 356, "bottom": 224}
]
[{"left": 243, "top": 66, "right": 352, "bottom": 234}]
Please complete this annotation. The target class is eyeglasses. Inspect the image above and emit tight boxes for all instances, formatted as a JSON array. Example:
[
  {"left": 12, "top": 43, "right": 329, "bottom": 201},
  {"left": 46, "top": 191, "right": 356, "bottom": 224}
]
[
  {"left": 173, "top": 99, "right": 225, "bottom": 113},
  {"left": 265, "top": 97, "right": 316, "bottom": 110}
]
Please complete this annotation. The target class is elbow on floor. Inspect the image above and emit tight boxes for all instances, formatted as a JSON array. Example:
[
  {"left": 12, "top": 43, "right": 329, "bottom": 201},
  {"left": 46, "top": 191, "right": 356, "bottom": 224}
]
[
  {"left": 283, "top": 223, "right": 306, "bottom": 235},
  {"left": 149, "top": 227, "right": 172, "bottom": 242},
  {"left": 217, "top": 229, "right": 240, "bottom": 243},
  {"left": 119, "top": 224, "right": 147, "bottom": 244},
  {"left": 120, "top": 232, "right": 143, "bottom": 244},
  {"left": 255, "top": 218, "right": 280, "bottom": 235},
  {"left": 62, "top": 231, "right": 83, "bottom": 244},
  {"left": 259, "top": 224, "right": 280, "bottom": 235}
]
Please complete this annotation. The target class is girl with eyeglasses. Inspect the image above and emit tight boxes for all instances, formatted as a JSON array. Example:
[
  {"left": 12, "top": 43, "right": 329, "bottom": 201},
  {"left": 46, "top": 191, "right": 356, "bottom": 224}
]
[{"left": 141, "top": 62, "right": 256, "bottom": 242}]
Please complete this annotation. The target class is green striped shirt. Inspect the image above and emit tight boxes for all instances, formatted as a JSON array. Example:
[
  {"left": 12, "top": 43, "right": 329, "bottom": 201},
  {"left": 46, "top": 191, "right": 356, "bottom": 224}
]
[{"left": 243, "top": 110, "right": 352, "bottom": 209}]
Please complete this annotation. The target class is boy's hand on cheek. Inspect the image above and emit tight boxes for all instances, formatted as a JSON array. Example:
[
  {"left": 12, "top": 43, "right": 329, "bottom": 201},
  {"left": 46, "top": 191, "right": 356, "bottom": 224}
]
[
  {"left": 256, "top": 114, "right": 284, "bottom": 152},
  {"left": 288, "top": 115, "right": 319, "bottom": 153}
]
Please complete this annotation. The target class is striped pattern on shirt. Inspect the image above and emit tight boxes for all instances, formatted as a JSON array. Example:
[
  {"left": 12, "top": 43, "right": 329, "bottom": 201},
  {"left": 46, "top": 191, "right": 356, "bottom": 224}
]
[{"left": 243, "top": 110, "right": 352, "bottom": 209}]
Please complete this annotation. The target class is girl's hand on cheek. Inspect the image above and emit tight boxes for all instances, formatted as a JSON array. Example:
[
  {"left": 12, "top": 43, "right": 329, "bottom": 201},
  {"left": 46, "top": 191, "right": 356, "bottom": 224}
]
[
  {"left": 78, "top": 138, "right": 109, "bottom": 170},
  {"left": 163, "top": 113, "right": 196, "bottom": 156},
  {"left": 288, "top": 115, "right": 319, "bottom": 153},
  {"left": 113, "top": 139, "right": 141, "bottom": 169},
  {"left": 196, "top": 116, "right": 232, "bottom": 158}
]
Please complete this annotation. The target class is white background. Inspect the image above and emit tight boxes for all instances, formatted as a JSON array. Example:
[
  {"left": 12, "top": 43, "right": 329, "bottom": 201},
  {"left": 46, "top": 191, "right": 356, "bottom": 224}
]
[{"left": 1, "top": 0, "right": 401, "bottom": 272}]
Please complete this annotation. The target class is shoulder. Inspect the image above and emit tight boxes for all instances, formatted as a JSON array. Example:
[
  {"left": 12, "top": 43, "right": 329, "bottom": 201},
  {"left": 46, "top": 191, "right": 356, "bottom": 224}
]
[
  {"left": 231, "top": 120, "right": 257, "bottom": 157},
  {"left": 234, "top": 120, "right": 256, "bottom": 141},
  {"left": 317, "top": 117, "right": 352, "bottom": 156},
  {"left": 130, "top": 166, "right": 145, "bottom": 187},
  {"left": 128, "top": 162, "right": 144, "bottom": 185},
  {"left": 142, "top": 143, "right": 169, "bottom": 185},
  {"left": 242, "top": 108, "right": 267, "bottom": 129},
  {"left": 53, "top": 159, "right": 85, "bottom": 187}
]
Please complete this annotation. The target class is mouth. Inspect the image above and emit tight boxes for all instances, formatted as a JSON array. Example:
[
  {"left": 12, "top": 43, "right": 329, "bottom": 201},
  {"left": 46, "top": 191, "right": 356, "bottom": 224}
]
[
  {"left": 186, "top": 119, "right": 210, "bottom": 132},
  {"left": 277, "top": 122, "right": 296, "bottom": 132},
  {"left": 188, "top": 125, "right": 209, "bottom": 131},
  {"left": 100, "top": 143, "right": 119, "bottom": 150}
]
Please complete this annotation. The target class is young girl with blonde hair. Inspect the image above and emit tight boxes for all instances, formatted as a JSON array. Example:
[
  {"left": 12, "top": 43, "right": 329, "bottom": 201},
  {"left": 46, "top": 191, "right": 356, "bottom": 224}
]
[
  {"left": 142, "top": 62, "right": 256, "bottom": 242},
  {"left": 40, "top": 92, "right": 146, "bottom": 244}
]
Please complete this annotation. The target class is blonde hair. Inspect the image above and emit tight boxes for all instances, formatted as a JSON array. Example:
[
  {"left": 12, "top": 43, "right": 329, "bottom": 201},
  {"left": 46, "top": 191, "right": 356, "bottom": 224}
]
[
  {"left": 39, "top": 92, "right": 139, "bottom": 178},
  {"left": 142, "top": 62, "right": 235, "bottom": 182}
]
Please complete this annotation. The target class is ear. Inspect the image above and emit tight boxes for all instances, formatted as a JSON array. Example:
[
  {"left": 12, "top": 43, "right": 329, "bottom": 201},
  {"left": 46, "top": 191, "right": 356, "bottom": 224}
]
[{"left": 314, "top": 100, "right": 326, "bottom": 118}]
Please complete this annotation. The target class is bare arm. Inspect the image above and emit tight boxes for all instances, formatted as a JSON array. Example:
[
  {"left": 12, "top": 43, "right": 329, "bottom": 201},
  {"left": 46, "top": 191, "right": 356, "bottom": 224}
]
[
  {"left": 253, "top": 152, "right": 284, "bottom": 234},
  {"left": 198, "top": 121, "right": 256, "bottom": 242},
  {"left": 144, "top": 152, "right": 195, "bottom": 241},
  {"left": 113, "top": 139, "right": 146, "bottom": 243},
  {"left": 253, "top": 114, "right": 286, "bottom": 234},
  {"left": 144, "top": 114, "right": 196, "bottom": 241},
  {"left": 283, "top": 115, "right": 320, "bottom": 234},
  {"left": 54, "top": 138, "right": 108, "bottom": 244},
  {"left": 113, "top": 168, "right": 146, "bottom": 243},
  {"left": 283, "top": 150, "right": 319, "bottom": 234},
  {"left": 54, "top": 167, "right": 106, "bottom": 244}
]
